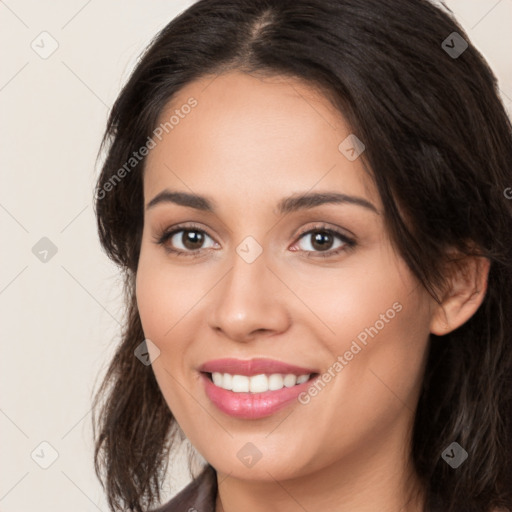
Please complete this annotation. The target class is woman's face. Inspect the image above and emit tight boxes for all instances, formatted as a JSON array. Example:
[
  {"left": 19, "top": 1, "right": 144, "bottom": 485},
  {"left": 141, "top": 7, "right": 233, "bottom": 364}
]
[{"left": 136, "top": 71, "right": 435, "bottom": 481}]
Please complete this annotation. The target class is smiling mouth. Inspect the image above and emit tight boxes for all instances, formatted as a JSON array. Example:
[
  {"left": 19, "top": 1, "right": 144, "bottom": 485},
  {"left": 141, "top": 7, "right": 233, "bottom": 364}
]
[{"left": 203, "top": 371, "right": 319, "bottom": 393}]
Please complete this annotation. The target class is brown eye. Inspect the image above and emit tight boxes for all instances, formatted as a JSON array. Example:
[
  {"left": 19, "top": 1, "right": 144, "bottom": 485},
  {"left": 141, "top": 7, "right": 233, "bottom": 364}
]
[
  {"left": 180, "top": 230, "right": 205, "bottom": 250},
  {"left": 296, "top": 228, "right": 352, "bottom": 254},
  {"left": 310, "top": 231, "right": 335, "bottom": 251},
  {"left": 155, "top": 226, "right": 218, "bottom": 256}
]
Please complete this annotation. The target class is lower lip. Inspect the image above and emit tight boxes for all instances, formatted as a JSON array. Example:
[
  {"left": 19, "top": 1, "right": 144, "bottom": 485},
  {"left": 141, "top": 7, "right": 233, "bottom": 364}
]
[{"left": 200, "top": 372, "right": 318, "bottom": 419}]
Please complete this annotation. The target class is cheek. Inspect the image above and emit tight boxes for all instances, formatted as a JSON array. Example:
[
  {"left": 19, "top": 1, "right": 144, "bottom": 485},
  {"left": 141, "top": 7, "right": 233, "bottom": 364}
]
[
  {"left": 135, "top": 251, "right": 209, "bottom": 342},
  {"left": 293, "top": 297, "right": 430, "bottom": 470},
  {"left": 301, "top": 248, "right": 431, "bottom": 423},
  {"left": 134, "top": 257, "right": 198, "bottom": 418},
  {"left": 289, "top": 242, "right": 418, "bottom": 343},
  {"left": 321, "top": 296, "right": 429, "bottom": 436},
  {"left": 135, "top": 261, "right": 166, "bottom": 341},
  {"left": 134, "top": 250, "right": 214, "bottom": 415}
]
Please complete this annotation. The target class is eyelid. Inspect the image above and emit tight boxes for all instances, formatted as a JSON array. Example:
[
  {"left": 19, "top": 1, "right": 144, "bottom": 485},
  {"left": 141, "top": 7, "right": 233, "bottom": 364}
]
[
  {"left": 153, "top": 221, "right": 356, "bottom": 258},
  {"left": 152, "top": 222, "right": 217, "bottom": 250},
  {"left": 290, "top": 223, "right": 356, "bottom": 256},
  {"left": 293, "top": 222, "right": 355, "bottom": 241}
]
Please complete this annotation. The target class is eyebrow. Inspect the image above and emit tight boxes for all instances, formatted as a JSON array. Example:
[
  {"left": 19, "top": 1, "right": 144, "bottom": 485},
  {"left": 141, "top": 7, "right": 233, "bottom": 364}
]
[{"left": 146, "top": 189, "right": 379, "bottom": 215}]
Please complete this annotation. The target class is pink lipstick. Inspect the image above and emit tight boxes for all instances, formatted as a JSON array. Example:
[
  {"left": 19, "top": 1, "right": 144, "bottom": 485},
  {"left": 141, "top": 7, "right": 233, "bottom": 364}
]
[{"left": 198, "top": 358, "right": 319, "bottom": 419}]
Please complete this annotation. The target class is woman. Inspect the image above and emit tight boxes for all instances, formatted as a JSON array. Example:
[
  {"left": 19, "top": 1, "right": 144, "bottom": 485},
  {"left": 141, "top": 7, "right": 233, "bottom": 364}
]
[{"left": 92, "top": 1, "right": 512, "bottom": 511}]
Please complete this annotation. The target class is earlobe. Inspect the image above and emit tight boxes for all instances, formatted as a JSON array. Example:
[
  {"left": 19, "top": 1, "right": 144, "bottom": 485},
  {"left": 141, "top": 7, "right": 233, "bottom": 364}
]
[{"left": 429, "top": 254, "right": 490, "bottom": 336}]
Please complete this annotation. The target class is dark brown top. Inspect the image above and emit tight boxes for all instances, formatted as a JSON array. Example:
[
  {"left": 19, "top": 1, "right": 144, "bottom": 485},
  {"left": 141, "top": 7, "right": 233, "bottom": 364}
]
[{"left": 149, "top": 464, "right": 217, "bottom": 512}]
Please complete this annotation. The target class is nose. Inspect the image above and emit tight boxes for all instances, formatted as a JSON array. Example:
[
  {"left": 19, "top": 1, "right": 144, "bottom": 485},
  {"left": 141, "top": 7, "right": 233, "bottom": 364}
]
[{"left": 208, "top": 250, "right": 291, "bottom": 343}]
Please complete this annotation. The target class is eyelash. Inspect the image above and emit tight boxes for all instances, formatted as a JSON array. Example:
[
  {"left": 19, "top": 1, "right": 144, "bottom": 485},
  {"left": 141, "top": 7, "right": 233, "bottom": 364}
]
[{"left": 152, "top": 222, "right": 356, "bottom": 259}]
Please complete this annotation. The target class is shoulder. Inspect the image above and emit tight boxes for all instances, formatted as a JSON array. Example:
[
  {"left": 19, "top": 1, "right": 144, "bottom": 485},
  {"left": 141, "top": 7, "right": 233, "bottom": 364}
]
[{"left": 148, "top": 464, "right": 217, "bottom": 512}]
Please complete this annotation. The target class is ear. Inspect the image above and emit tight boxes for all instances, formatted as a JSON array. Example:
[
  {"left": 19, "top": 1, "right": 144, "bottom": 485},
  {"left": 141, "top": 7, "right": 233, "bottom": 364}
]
[{"left": 429, "top": 253, "right": 490, "bottom": 336}]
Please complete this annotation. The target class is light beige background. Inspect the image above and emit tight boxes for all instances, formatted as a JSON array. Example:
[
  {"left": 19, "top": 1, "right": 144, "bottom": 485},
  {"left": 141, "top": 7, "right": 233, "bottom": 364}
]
[{"left": 1, "top": 1, "right": 511, "bottom": 511}]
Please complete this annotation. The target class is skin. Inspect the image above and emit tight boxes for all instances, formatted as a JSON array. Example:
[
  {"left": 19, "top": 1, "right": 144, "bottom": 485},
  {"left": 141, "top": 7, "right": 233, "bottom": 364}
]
[{"left": 135, "top": 71, "right": 489, "bottom": 512}]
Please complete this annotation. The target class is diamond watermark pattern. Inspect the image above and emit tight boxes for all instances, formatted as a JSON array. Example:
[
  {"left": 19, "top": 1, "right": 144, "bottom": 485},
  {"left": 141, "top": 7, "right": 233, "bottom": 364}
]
[
  {"left": 31, "top": 441, "right": 59, "bottom": 469},
  {"left": 236, "top": 236, "right": 263, "bottom": 264},
  {"left": 32, "top": 237, "right": 58, "bottom": 263},
  {"left": 441, "top": 32, "right": 468, "bottom": 59},
  {"left": 441, "top": 442, "right": 468, "bottom": 469},
  {"left": 236, "top": 442, "right": 263, "bottom": 468},
  {"left": 30, "top": 31, "right": 59, "bottom": 59},
  {"left": 134, "top": 339, "right": 161, "bottom": 366},
  {"left": 338, "top": 134, "right": 366, "bottom": 161}
]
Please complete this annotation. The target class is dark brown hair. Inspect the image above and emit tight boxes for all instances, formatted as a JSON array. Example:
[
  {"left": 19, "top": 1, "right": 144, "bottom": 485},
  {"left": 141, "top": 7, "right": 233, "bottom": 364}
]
[{"left": 92, "top": 1, "right": 512, "bottom": 511}]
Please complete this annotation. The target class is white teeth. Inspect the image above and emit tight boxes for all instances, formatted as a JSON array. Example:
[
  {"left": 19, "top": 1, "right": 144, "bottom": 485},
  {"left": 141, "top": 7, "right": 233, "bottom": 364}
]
[
  {"left": 283, "top": 374, "right": 297, "bottom": 387},
  {"left": 231, "top": 375, "right": 249, "bottom": 392},
  {"left": 223, "top": 373, "right": 233, "bottom": 390},
  {"left": 296, "top": 374, "right": 310, "bottom": 384},
  {"left": 212, "top": 372, "right": 223, "bottom": 387},
  {"left": 268, "top": 373, "right": 284, "bottom": 390},
  {"left": 210, "top": 372, "right": 311, "bottom": 393},
  {"left": 249, "top": 374, "right": 268, "bottom": 393}
]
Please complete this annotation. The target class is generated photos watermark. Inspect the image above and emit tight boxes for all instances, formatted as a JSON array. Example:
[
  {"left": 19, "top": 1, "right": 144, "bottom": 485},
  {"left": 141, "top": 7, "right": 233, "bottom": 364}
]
[
  {"left": 298, "top": 301, "right": 403, "bottom": 405},
  {"left": 96, "top": 97, "right": 198, "bottom": 200}
]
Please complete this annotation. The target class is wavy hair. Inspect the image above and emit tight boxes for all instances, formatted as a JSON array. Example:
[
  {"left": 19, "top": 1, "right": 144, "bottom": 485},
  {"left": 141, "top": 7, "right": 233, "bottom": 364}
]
[{"left": 92, "top": 1, "right": 512, "bottom": 511}]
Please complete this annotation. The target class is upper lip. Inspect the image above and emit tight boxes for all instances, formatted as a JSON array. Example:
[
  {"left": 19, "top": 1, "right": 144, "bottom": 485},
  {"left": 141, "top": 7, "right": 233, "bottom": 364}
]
[{"left": 198, "top": 358, "right": 318, "bottom": 376}]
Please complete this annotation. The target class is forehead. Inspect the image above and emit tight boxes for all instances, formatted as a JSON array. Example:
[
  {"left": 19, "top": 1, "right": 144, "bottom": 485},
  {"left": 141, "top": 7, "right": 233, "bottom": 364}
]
[{"left": 143, "top": 71, "right": 379, "bottom": 210}]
